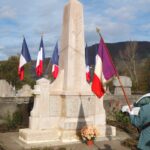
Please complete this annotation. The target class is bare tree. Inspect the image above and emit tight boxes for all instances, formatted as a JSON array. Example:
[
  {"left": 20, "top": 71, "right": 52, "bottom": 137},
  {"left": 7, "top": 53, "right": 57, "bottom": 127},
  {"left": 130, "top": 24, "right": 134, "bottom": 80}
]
[{"left": 119, "top": 41, "right": 138, "bottom": 90}]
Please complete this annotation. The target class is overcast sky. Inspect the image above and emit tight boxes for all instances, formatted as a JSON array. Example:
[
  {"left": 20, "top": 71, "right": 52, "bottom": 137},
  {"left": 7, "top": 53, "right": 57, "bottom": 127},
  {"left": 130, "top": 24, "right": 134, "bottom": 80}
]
[{"left": 0, "top": 0, "right": 150, "bottom": 60}]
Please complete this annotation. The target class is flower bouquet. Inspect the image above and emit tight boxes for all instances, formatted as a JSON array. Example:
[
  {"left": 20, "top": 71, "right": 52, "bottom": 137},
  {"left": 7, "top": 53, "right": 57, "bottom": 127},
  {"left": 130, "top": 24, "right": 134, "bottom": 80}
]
[{"left": 81, "top": 125, "right": 99, "bottom": 146}]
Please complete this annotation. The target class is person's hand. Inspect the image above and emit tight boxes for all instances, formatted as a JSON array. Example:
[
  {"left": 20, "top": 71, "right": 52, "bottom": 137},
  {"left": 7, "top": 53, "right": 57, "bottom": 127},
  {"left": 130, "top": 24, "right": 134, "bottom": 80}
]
[
  {"left": 121, "top": 105, "right": 132, "bottom": 113},
  {"left": 121, "top": 105, "right": 140, "bottom": 115}
]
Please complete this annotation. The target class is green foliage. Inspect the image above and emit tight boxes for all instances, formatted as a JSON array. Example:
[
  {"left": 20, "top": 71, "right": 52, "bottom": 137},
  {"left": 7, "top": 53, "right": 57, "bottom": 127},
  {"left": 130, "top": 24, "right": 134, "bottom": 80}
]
[
  {"left": 107, "top": 107, "right": 130, "bottom": 125},
  {"left": 12, "top": 111, "right": 23, "bottom": 125},
  {"left": 5, "top": 112, "right": 14, "bottom": 129},
  {"left": 137, "top": 59, "right": 150, "bottom": 92},
  {"left": 107, "top": 110, "right": 139, "bottom": 137},
  {"left": 4, "top": 111, "right": 23, "bottom": 129},
  {"left": 114, "top": 111, "right": 130, "bottom": 124},
  {"left": 0, "top": 56, "right": 19, "bottom": 86},
  {"left": 0, "top": 55, "right": 35, "bottom": 90}
]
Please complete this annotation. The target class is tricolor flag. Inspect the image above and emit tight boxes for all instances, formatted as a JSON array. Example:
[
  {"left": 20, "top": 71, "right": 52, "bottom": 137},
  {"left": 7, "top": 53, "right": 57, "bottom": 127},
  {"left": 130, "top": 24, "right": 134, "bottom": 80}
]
[
  {"left": 91, "top": 37, "right": 117, "bottom": 98},
  {"left": 85, "top": 44, "right": 90, "bottom": 82},
  {"left": 51, "top": 42, "right": 59, "bottom": 79},
  {"left": 36, "top": 36, "right": 45, "bottom": 77},
  {"left": 18, "top": 37, "right": 31, "bottom": 80}
]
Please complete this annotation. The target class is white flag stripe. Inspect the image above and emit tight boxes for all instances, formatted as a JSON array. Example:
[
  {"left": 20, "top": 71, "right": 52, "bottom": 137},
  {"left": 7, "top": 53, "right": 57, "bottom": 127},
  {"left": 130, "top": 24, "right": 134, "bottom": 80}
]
[
  {"left": 19, "top": 55, "right": 26, "bottom": 68},
  {"left": 94, "top": 55, "right": 106, "bottom": 84},
  {"left": 36, "top": 47, "right": 43, "bottom": 67}
]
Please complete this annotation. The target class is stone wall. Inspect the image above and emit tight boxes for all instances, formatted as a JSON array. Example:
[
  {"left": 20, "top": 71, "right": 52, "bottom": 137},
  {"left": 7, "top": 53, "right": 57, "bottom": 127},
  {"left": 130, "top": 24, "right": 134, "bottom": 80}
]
[
  {"left": 113, "top": 76, "right": 132, "bottom": 95},
  {"left": 0, "top": 80, "right": 16, "bottom": 97},
  {"left": 0, "top": 97, "right": 31, "bottom": 125},
  {"left": 0, "top": 79, "right": 142, "bottom": 126},
  {"left": 0, "top": 80, "right": 33, "bottom": 124},
  {"left": 0, "top": 94, "right": 142, "bottom": 126}
]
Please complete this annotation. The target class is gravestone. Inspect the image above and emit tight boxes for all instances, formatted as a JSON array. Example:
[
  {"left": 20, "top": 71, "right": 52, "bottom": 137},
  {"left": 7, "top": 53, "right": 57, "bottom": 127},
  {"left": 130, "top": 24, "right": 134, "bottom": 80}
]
[
  {"left": 113, "top": 76, "right": 132, "bottom": 95},
  {"left": 17, "top": 84, "right": 32, "bottom": 97},
  {"left": 19, "top": 0, "right": 116, "bottom": 144},
  {"left": 0, "top": 80, "right": 16, "bottom": 97}
]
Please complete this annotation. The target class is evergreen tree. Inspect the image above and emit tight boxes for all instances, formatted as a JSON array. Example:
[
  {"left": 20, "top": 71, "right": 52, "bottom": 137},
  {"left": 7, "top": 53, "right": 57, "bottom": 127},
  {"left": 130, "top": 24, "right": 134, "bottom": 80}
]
[{"left": 0, "top": 56, "right": 35, "bottom": 89}]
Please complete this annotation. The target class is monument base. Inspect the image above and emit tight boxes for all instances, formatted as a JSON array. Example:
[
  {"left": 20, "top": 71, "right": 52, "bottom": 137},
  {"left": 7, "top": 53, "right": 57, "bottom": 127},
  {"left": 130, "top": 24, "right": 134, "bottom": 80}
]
[
  {"left": 19, "top": 125, "right": 116, "bottom": 144},
  {"left": 61, "top": 125, "right": 116, "bottom": 142},
  {"left": 19, "top": 128, "right": 61, "bottom": 144}
]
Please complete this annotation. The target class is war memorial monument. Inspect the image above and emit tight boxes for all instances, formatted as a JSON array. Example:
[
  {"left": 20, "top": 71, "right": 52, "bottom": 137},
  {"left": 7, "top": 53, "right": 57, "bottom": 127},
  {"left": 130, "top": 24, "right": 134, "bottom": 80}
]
[{"left": 19, "top": 0, "right": 116, "bottom": 144}]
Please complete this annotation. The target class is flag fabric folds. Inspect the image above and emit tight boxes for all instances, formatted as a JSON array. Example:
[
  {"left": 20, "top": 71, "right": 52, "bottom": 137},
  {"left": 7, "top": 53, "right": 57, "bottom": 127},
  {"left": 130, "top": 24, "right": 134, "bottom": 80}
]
[
  {"left": 18, "top": 37, "right": 31, "bottom": 80},
  {"left": 51, "top": 42, "right": 59, "bottom": 79},
  {"left": 85, "top": 44, "right": 90, "bottom": 82},
  {"left": 91, "top": 37, "right": 117, "bottom": 98},
  {"left": 36, "top": 36, "right": 45, "bottom": 77}
]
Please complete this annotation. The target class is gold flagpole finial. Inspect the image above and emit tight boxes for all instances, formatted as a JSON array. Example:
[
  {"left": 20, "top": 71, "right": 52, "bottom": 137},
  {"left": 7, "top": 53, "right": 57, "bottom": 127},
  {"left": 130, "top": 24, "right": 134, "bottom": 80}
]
[
  {"left": 96, "top": 27, "right": 101, "bottom": 38},
  {"left": 96, "top": 27, "right": 100, "bottom": 33}
]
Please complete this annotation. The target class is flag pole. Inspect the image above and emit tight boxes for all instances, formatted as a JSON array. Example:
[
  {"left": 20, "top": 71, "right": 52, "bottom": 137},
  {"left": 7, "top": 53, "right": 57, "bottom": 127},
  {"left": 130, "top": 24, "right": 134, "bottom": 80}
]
[
  {"left": 22, "top": 35, "right": 25, "bottom": 40},
  {"left": 40, "top": 32, "right": 47, "bottom": 77},
  {"left": 41, "top": 32, "right": 44, "bottom": 38},
  {"left": 44, "top": 33, "right": 51, "bottom": 78},
  {"left": 96, "top": 27, "right": 132, "bottom": 111},
  {"left": 44, "top": 59, "right": 51, "bottom": 78}
]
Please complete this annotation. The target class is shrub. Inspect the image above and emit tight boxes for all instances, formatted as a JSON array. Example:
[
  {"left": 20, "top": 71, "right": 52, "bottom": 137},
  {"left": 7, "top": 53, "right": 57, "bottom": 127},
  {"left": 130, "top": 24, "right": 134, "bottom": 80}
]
[
  {"left": 5, "top": 111, "right": 23, "bottom": 130},
  {"left": 115, "top": 111, "right": 130, "bottom": 124}
]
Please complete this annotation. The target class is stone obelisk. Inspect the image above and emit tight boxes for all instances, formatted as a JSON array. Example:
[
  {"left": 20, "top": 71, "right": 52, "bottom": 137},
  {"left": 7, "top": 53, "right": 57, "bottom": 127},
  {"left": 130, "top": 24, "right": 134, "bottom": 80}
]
[
  {"left": 19, "top": 0, "right": 116, "bottom": 144},
  {"left": 50, "top": 0, "right": 91, "bottom": 95}
]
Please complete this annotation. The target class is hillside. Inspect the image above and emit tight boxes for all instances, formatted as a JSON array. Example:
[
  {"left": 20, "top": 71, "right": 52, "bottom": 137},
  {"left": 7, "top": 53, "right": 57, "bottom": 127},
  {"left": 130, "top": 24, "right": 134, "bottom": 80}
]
[{"left": 88, "top": 41, "right": 150, "bottom": 65}]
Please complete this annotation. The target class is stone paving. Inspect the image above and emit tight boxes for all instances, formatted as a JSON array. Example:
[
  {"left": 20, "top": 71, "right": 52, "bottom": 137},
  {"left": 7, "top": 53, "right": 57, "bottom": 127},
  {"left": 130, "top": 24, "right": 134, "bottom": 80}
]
[{"left": 0, "top": 130, "right": 131, "bottom": 150}]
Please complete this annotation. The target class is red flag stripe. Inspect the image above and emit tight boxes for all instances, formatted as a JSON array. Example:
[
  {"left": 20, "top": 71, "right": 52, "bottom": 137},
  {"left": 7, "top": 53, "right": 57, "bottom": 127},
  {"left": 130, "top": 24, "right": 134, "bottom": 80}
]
[
  {"left": 91, "top": 73, "right": 105, "bottom": 98},
  {"left": 86, "top": 66, "right": 90, "bottom": 82},
  {"left": 18, "top": 66, "right": 24, "bottom": 81},
  {"left": 36, "top": 60, "right": 43, "bottom": 77},
  {"left": 52, "top": 65, "right": 59, "bottom": 79}
]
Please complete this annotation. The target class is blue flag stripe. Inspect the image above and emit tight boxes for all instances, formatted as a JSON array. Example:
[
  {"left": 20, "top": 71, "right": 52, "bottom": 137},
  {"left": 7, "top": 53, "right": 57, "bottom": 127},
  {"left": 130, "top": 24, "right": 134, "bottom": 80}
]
[
  {"left": 52, "top": 42, "right": 59, "bottom": 65},
  {"left": 21, "top": 38, "right": 31, "bottom": 62}
]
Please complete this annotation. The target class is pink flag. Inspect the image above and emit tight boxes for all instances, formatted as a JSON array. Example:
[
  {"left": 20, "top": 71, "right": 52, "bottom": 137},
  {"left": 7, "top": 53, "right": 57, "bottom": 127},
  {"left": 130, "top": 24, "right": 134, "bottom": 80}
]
[
  {"left": 91, "top": 37, "right": 117, "bottom": 98},
  {"left": 36, "top": 37, "right": 45, "bottom": 77}
]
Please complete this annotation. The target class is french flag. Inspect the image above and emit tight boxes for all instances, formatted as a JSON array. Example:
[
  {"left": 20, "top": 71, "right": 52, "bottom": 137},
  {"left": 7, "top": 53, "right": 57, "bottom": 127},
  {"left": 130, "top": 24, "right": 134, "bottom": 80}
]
[
  {"left": 36, "top": 36, "right": 45, "bottom": 77},
  {"left": 18, "top": 37, "right": 31, "bottom": 80},
  {"left": 91, "top": 37, "right": 117, "bottom": 98},
  {"left": 85, "top": 44, "right": 90, "bottom": 82},
  {"left": 51, "top": 42, "right": 59, "bottom": 79}
]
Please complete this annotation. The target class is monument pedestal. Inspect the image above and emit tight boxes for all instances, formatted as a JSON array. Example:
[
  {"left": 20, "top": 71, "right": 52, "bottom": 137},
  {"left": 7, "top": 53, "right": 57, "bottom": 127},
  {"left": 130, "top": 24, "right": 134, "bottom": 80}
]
[{"left": 19, "top": 89, "right": 116, "bottom": 143}]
